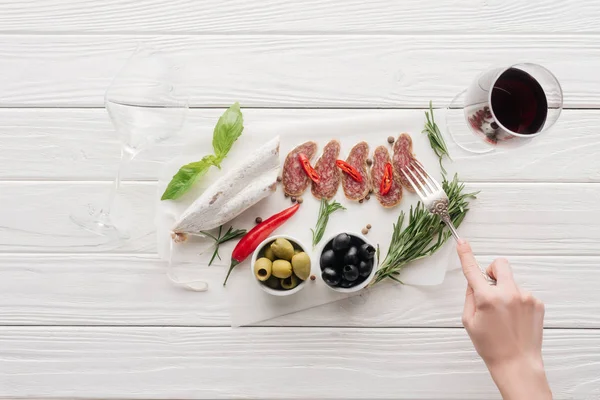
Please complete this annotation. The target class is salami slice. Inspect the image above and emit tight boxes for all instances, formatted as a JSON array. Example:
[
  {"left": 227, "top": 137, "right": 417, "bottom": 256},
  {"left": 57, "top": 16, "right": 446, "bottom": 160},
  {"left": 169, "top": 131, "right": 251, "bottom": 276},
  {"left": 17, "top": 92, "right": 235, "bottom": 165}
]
[
  {"left": 371, "top": 146, "right": 403, "bottom": 208},
  {"left": 392, "top": 133, "right": 417, "bottom": 192},
  {"left": 282, "top": 141, "right": 318, "bottom": 197},
  {"left": 311, "top": 140, "right": 341, "bottom": 200},
  {"left": 341, "top": 141, "right": 371, "bottom": 201}
]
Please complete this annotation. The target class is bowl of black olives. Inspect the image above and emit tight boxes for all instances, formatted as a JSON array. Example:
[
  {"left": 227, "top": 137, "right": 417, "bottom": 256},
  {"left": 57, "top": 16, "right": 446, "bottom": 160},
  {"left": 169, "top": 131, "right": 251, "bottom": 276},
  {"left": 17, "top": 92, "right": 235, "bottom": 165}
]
[
  {"left": 251, "top": 235, "right": 311, "bottom": 296},
  {"left": 319, "top": 232, "right": 376, "bottom": 292}
]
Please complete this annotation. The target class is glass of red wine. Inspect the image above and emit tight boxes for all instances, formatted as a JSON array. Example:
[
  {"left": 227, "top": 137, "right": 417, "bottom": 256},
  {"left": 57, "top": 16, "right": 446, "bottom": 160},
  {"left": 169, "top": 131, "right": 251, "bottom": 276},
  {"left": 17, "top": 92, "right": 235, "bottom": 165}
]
[{"left": 446, "top": 63, "right": 563, "bottom": 153}]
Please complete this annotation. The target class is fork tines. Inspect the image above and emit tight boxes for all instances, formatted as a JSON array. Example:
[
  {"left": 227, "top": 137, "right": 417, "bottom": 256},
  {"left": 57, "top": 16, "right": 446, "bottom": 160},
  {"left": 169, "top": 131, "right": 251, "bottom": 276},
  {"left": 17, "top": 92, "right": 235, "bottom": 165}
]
[{"left": 401, "top": 160, "right": 442, "bottom": 200}]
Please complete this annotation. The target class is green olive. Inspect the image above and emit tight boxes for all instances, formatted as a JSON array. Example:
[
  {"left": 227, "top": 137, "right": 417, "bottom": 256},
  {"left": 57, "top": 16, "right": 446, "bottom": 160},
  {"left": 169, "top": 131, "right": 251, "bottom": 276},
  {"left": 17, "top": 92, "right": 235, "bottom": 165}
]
[
  {"left": 272, "top": 259, "right": 292, "bottom": 279},
  {"left": 291, "top": 252, "right": 311, "bottom": 280},
  {"left": 264, "top": 275, "right": 281, "bottom": 290},
  {"left": 263, "top": 245, "right": 276, "bottom": 261},
  {"left": 253, "top": 258, "right": 272, "bottom": 281},
  {"left": 280, "top": 274, "right": 299, "bottom": 290},
  {"left": 271, "top": 238, "right": 295, "bottom": 261}
]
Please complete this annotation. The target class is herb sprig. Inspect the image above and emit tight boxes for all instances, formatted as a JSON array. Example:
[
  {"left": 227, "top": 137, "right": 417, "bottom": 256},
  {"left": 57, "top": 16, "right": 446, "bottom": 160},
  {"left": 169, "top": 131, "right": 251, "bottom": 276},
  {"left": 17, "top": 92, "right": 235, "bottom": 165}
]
[
  {"left": 311, "top": 198, "right": 346, "bottom": 248},
  {"left": 373, "top": 174, "right": 477, "bottom": 284},
  {"left": 162, "top": 103, "right": 244, "bottom": 200},
  {"left": 200, "top": 225, "right": 247, "bottom": 266},
  {"left": 423, "top": 101, "right": 451, "bottom": 174}
]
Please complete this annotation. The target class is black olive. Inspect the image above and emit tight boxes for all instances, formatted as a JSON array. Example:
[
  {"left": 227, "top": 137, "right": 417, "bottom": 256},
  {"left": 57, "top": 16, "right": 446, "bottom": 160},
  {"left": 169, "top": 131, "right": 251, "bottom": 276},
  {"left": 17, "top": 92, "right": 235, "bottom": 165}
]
[
  {"left": 339, "top": 279, "right": 354, "bottom": 288},
  {"left": 332, "top": 233, "right": 351, "bottom": 252},
  {"left": 358, "top": 260, "right": 373, "bottom": 278},
  {"left": 322, "top": 267, "right": 342, "bottom": 286},
  {"left": 358, "top": 243, "right": 376, "bottom": 261},
  {"left": 351, "top": 235, "right": 365, "bottom": 246},
  {"left": 342, "top": 264, "right": 359, "bottom": 282},
  {"left": 320, "top": 249, "right": 337, "bottom": 271},
  {"left": 344, "top": 246, "right": 359, "bottom": 265}
]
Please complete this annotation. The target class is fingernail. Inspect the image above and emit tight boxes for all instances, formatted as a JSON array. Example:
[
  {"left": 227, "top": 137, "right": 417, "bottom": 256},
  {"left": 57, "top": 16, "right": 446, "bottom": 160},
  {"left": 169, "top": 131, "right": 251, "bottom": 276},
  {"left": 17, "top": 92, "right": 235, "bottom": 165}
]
[{"left": 457, "top": 239, "right": 466, "bottom": 245}]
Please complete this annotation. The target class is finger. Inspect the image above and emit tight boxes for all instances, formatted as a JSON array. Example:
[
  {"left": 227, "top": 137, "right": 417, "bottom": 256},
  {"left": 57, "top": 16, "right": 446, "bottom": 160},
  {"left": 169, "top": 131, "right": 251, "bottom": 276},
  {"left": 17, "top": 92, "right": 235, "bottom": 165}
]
[
  {"left": 533, "top": 297, "right": 546, "bottom": 337},
  {"left": 457, "top": 240, "right": 488, "bottom": 292},
  {"left": 487, "top": 258, "right": 516, "bottom": 289},
  {"left": 462, "top": 284, "right": 476, "bottom": 326},
  {"left": 522, "top": 290, "right": 545, "bottom": 344}
]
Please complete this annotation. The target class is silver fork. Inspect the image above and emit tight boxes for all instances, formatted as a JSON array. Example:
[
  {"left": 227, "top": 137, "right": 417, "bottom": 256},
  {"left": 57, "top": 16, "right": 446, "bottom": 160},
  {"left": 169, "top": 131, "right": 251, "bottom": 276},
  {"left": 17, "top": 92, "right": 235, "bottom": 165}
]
[{"left": 401, "top": 160, "right": 496, "bottom": 286}]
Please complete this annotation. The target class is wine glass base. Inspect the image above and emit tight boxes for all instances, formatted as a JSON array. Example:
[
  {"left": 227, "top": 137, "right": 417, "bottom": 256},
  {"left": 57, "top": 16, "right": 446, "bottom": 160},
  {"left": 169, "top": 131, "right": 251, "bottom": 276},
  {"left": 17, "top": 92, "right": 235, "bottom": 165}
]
[
  {"left": 446, "top": 90, "right": 496, "bottom": 154},
  {"left": 70, "top": 205, "right": 130, "bottom": 240}
]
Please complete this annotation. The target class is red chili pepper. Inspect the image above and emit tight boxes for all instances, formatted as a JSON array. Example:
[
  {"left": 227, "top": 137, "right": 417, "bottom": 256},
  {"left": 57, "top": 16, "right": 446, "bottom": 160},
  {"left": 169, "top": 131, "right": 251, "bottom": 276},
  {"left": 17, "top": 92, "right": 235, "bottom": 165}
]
[
  {"left": 336, "top": 160, "right": 363, "bottom": 183},
  {"left": 223, "top": 203, "right": 301, "bottom": 285},
  {"left": 298, "top": 153, "right": 320, "bottom": 183},
  {"left": 380, "top": 162, "right": 393, "bottom": 196}
]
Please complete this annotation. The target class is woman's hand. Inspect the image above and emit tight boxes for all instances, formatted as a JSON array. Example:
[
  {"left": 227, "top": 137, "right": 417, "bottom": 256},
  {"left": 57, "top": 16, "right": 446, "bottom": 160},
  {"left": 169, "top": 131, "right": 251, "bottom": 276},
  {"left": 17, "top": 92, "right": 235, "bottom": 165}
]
[{"left": 457, "top": 240, "right": 552, "bottom": 400}]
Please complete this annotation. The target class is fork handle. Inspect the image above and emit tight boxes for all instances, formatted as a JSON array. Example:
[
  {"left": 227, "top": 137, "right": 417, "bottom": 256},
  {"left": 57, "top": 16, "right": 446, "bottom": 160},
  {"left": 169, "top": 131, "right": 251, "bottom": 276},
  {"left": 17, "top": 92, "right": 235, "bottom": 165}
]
[{"left": 440, "top": 215, "right": 497, "bottom": 286}]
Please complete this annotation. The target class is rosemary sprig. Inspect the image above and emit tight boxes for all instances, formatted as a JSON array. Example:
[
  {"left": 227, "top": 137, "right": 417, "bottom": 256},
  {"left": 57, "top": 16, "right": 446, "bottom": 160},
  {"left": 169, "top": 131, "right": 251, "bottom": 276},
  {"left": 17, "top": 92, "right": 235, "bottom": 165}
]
[
  {"left": 373, "top": 174, "right": 477, "bottom": 284},
  {"left": 200, "top": 225, "right": 247, "bottom": 266},
  {"left": 311, "top": 198, "right": 346, "bottom": 247},
  {"left": 423, "top": 101, "right": 451, "bottom": 175}
]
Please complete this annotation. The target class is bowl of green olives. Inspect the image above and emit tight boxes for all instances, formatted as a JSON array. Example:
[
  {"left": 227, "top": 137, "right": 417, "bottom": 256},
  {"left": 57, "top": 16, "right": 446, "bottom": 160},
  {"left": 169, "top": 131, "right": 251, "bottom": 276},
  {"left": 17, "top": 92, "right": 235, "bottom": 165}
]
[
  {"left": 251, "top": 235, "right": 311, "bottom": 296},
  {"left": 319, "top": 232, "right": 377, "bottom": 293}
]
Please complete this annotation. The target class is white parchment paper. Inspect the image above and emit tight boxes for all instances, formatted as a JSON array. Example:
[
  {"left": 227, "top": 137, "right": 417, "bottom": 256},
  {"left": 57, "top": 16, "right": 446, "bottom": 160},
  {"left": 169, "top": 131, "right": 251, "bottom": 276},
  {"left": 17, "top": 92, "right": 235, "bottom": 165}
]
[{"left": 156, "top": 110, "right": 459, "bottom": 326}]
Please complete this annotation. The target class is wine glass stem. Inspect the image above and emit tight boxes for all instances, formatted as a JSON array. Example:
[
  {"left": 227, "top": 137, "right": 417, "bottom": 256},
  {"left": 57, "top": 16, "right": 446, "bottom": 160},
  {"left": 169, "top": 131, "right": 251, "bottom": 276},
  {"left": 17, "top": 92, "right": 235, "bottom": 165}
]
[{"left": 101, "top": 146, "right": 135, "bottom": 217}]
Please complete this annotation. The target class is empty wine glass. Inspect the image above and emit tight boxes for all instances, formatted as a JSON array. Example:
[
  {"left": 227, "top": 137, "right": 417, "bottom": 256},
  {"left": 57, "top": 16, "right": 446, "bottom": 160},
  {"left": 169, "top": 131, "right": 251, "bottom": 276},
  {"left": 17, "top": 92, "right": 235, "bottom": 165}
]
[
  {"left": 446, "top": 63, "right": 563, "bottom": 153},
  {"left": 71, "top": 44, "right": 189, "bottom": 238}
]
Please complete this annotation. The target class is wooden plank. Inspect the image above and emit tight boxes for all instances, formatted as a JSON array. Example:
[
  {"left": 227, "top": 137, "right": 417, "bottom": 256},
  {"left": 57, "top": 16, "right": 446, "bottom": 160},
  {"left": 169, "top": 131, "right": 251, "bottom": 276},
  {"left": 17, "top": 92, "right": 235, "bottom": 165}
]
[
  {"left": 0, "top": 182, "right": 156, "bottom": 253},
  {"left": 0, "top": 254, "right": 598, "bottom": 328},
  {"left": 0, "top": 0, "right": 598, "bottom": 34},
  {"left": 0, "top": 327, "right": 597, "bottom": 399},
  {"left": 0, "top": 34, "right": 598, "bottom": 107},
  {"left": 0, "top": 182, "right": 598, "bottom": 255},
  {"left": 1, "top": 108, "right": 598, "bottom": 182}
]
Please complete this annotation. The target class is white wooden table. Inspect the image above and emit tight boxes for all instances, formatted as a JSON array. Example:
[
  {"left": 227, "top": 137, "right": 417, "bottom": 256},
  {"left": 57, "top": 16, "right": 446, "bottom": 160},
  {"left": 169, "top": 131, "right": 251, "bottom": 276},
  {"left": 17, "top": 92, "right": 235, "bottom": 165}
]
[{"left": 1, "top": 1, "right": 600, "bottom": 399}]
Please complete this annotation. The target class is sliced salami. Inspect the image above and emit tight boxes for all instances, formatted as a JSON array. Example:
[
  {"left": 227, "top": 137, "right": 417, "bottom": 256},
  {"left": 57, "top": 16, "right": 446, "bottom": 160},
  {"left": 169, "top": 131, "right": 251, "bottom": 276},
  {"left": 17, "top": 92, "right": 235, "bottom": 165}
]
[
  {"left": 311, "top": 140, "right": 341, "bottom": 200},
  {"left": 392, "top": 133, "right": 417, "bottom": 192},
  {"left": 341, "top": 141, "right": 371, "bottom": 201},
  {"left": 371, "top": 146, "right": 403, "bottom": 208},
  {"left": 282, "top": 141, "right": 318, "bottom": 196}
]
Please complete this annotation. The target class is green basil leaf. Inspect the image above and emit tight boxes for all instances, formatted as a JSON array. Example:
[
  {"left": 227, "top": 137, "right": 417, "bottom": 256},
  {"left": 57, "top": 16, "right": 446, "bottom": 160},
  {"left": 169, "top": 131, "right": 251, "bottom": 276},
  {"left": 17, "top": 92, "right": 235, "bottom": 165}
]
[
  {"left": 160, "top": 103, "right": 244, "bottom": 201},
  {"left": 212, "top": 102, "right": 243, "bottom": 162},
  {"left": 161, "top": 155, "right": 218, "bottom": 200}
]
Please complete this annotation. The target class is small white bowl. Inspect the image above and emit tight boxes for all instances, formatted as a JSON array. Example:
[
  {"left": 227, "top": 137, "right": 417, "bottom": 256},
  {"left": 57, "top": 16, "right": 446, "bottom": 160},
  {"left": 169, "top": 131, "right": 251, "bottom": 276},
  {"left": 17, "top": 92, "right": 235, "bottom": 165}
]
[
  {"left": 250, "top": 234, "right": 309, "bottom": 296},
  {"left": 318, "top": 231, "right": 377, "bottom": 293}
]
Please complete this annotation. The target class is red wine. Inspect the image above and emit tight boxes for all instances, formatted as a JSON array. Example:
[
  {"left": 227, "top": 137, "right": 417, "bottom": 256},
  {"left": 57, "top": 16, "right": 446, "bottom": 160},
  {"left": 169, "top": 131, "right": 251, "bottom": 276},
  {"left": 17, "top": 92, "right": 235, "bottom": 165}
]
[{"left": 491, "top": 68, "right": 548, "bottom": 135}]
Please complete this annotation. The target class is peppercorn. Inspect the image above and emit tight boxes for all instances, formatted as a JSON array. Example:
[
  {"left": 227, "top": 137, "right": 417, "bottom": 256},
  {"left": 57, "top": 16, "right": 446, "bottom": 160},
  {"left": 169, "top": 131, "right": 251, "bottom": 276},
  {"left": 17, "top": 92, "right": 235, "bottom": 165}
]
[
  {"left": 388, "top": 136, "right": 395, "bottom": 144},
  {"left": 255, "top": 217, "right": 263, "bottom": 224},
  {"left": 310, "top": 275, "right": 316, "bottom": 281},
  {"left": 276, "top": 176, "right": 282, "bottom": 182},
  {"left": 366, "top": 158, "right": 373, "bottom": 166},
  {"left": 365, "top": 194, "right": 370, "bottom": 200},
  {"left": 297, "top": 197, "right": 303, "bottom": 204},
  {"left": 291, "top": 196, "right": 297, "bottom": 203},
  {"left": 366, "top": 224, "right": 372, "bottom": 229},
  {"left": 361, "top": 228, "right": 369, "bottom": 235},
  {"left": 284, "top": 193, "right": 289, "bottom": 198},
  {"left": 359, "top": 199, "right": 364, "bottom": 204}
]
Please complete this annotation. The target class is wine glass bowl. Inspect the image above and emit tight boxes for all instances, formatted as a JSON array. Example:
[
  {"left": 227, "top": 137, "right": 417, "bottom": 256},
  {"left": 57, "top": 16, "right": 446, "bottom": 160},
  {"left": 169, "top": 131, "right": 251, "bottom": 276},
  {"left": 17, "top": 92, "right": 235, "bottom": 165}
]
[
  {"left": 106, "top": 46, "right": 188, "bottom": 155},
  {"left": 447, "top": 63, "right": 563, "bottom": 153},
  {"left": 70, "top": 44, "right": 189, "bottom": 238}
]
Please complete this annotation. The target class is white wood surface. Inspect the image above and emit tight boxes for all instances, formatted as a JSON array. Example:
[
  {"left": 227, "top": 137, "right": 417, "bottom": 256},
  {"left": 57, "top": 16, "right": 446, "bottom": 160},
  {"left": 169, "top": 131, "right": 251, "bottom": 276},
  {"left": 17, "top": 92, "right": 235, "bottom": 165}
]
[
  {"left": 1, "top": 108, "right": 599, "bottom": 182},
  {"left": 1, "top": 327, "right": 599, "bottom": 399},
  {"left": 1, "top": 34, "right": 599, "bottom": 107},
  {"left": 0, "top": 0, "right": 598, "bottom": 34},
  {"left": 0, "top": 254, "right": 598, "bottom": 328},
  {"left": 2, "top": 1, "right": 600, "bottom": 398}
]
